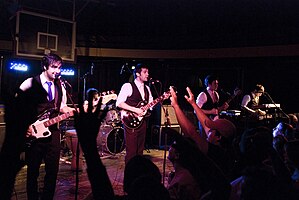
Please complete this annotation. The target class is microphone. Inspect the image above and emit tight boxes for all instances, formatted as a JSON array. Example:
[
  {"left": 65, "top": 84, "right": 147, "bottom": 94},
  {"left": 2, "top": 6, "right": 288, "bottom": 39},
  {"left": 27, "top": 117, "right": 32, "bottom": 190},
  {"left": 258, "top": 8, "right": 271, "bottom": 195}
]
[
  {"left": 56, "top": 74, "right": 72, "bottom": 88},
  {"left": 149, "top": 78, "right": 160, "bottom": 84},
  {"left": 90, "top": 63, "right": 94, "bottom": 75}
]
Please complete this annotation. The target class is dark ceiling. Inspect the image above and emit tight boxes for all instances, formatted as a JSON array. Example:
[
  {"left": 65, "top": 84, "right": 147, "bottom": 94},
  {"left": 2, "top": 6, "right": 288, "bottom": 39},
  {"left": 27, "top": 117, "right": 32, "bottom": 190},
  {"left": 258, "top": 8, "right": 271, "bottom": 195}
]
[{"left": 1, "top": 0, "right": 299, "bottom": 50}]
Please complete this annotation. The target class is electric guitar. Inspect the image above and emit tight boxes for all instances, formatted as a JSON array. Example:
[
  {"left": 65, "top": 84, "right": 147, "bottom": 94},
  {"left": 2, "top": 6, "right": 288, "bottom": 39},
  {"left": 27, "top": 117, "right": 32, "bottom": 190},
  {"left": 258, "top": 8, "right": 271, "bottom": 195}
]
[
  {"left": 25, "top": 111, "right": 71, "bottom": 148},
  {"left": 212, "top": 88, "right": 242, "bottom": 120},
  {"left": 84, "top": 91, "right": 118, "bottom": 112},
  {"left": 101, "top": 93, "right": 117, "bottom": 105},
  {"left": 121, "top": 91, "right": 171, "bottom": 129},
  {"left": 222, "top": 88, "right": 242, "bottom": 109}
]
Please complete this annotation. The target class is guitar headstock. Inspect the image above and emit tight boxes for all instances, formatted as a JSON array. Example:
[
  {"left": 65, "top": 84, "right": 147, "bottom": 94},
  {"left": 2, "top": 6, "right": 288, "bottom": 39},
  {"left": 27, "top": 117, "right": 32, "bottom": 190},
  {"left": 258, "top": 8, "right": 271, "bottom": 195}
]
[{"left": 233, "top": 88, "right": 242, "bottom": 96}]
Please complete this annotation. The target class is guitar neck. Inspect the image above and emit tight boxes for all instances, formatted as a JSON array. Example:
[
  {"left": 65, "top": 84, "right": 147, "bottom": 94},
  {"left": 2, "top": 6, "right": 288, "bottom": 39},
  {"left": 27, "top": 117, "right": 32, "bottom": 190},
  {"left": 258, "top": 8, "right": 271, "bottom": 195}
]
[
  {"left": 44, "top": 112, "right": 70, "bottom": 127},
  {"left": 142, "top": 92, "right": 170, "bottom": 111},
  {"left": 226, "top": 94, "right": 236, "bottom": 104}
]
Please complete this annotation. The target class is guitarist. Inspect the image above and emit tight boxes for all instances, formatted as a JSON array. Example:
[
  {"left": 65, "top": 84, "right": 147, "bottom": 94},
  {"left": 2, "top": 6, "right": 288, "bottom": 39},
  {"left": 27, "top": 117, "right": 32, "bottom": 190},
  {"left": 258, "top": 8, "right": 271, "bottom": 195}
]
[
  {"left": 196, "top": 75, "right": 229, "bottom": 137},
  {"left": 116, "top": 63, "right": 153, "bottom": 164},
  {"left": 18, "top": 53, "right": 75, "bottom": 200}
]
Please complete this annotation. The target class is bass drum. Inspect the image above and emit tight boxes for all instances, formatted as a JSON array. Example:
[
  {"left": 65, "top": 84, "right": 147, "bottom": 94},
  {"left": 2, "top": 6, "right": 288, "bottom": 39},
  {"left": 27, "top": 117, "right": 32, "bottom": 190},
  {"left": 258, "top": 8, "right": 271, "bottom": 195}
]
[{"left": 97, "top": 126, "right": 125, "bottom": 154}]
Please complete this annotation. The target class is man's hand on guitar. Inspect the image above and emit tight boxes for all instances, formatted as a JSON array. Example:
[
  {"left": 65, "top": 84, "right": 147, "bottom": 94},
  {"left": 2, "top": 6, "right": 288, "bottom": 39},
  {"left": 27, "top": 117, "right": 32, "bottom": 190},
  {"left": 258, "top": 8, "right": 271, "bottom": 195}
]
[
  {"left": 133, "top": 107, "right": 146, "bottom": 117},
  {"left": 26, "top": 127, "right": 33, "bottom": 137},
  {"left": 256, "top": 109, "right": 266, "bottom": 116},
  {"left": 218, "top": 102, "right": 229, "bottom": 112}
]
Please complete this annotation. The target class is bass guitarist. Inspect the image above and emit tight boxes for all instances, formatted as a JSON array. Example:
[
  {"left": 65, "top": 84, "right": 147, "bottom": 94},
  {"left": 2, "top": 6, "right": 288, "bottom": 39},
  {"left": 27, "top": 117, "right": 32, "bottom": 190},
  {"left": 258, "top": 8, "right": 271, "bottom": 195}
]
[
  {"left": 18, "top": 53, "right": 75, "bottom": 200},
  {"left": 196, "top": 75, "right": 229, "bottom": 137},
  {"left": 116, "top": 63, "right": 153, "bottom": 164}
]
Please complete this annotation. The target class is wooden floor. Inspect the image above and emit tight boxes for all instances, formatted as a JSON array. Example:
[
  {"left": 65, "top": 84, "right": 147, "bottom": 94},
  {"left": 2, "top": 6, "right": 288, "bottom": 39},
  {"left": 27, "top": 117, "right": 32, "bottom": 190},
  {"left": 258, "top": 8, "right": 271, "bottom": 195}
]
[{"left": 12, "top": 149, "right": 174, "bottom": 200}]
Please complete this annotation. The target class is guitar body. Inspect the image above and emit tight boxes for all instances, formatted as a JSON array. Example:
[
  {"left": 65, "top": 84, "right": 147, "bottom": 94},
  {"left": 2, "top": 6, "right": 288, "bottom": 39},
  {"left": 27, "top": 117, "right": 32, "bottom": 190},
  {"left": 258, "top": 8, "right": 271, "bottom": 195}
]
[
  {"left": 30, "top": 118, "right": 52, "bottom": 139},
  {"left": 26, "top": 111, "right": 71, "bottom": 148},
  {"left": 121, "top": 101, "right": 151, "bottom": 129},
  {"left": 121, "top": 91, "right": 171, "bottom": 129}
]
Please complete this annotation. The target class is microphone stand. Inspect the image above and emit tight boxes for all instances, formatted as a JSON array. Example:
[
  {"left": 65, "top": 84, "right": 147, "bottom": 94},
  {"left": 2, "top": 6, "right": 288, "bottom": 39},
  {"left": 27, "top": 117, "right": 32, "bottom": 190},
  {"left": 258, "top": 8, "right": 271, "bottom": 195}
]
[
  {"left": 149, "top": 79, "right": 170, "bottom": 184},
  {"left": 60, "top": 80, "right": 80, "bottom": 199},
  {"left": 82, "top": 72, "right": 90, "bottom": 101},
  {"left": 162, "top": 106, "right": 171, "bottom": 185},
  {"left": 264, "top": 93, "right": 290, "bottom": 124}
]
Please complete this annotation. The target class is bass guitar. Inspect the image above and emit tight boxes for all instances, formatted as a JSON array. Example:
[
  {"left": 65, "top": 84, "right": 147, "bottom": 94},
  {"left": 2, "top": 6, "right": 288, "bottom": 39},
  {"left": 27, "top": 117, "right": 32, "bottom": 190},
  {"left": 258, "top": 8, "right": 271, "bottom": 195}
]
[
  {"left": 121, "top": 91, "right": 171, "bottom": 129},
  {"left": 212, "top": 88, "right": 242, "bottom": 120},
  {"left": 26, "top": 111, "right": 71, "bottom": 148}
]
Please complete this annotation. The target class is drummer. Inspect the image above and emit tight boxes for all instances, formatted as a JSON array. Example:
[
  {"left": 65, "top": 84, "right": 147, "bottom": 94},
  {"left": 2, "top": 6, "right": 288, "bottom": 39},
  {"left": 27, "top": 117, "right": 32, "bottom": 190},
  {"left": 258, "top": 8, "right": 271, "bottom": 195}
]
[{"left": 83, "top": 88, "right": 101, "bottom": 112}]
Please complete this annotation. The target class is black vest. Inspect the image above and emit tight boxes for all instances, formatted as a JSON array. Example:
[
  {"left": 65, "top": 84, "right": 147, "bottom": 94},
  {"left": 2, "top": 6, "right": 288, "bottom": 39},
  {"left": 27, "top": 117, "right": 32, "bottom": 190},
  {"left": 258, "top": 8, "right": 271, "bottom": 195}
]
[
  {"left": 201, "top": 89, "right": 219, "bottom": 110},
  {"left": 125, "top": 82, "right": 149, "bottom": 107},
  {"left": 247, "top": 93, "right": 258, "bottom": 110}
]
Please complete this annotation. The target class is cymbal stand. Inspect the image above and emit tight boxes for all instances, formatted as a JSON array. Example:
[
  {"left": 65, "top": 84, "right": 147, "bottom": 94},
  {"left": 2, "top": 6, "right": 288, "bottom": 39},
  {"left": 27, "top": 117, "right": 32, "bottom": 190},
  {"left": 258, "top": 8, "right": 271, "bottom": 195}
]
[{"left": 113, "top": 128, "right": 119, "bottom": 157}]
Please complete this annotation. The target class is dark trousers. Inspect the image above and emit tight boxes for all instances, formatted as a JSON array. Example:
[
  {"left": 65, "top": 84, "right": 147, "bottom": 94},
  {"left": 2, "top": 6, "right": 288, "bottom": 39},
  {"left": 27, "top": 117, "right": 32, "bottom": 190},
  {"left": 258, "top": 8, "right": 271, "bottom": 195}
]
[
  {"left": 26, "top": 130, "right": 61, "bottom": 200},
  {"left": 124, "top": 122, "right": 147, "bottom": 164}
]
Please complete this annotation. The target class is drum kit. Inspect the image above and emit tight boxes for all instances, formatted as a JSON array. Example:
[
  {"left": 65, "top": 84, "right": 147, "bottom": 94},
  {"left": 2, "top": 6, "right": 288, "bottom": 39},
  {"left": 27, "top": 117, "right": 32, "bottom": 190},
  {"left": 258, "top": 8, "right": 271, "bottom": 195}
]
[
  {"left": 62, "top": 103, "right": 125, "bottom": 166},
  {"left": 97, "top": 106, "right": 125, "bottom": 156}
]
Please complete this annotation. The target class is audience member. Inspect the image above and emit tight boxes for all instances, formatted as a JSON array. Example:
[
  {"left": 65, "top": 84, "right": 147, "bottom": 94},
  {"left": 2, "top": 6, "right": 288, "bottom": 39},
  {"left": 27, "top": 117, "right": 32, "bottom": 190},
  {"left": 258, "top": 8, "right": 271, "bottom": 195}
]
[
  {"left": 167, "top": 136, "right": 204, "bottom": 200},
  {"left": 272, "top": 122, "right": 293, "bottom": 159},
  {"left": 285, "top": 140, "right": 299, "bottom": 193},
  {"left": 230, "top": 126, "right": 297, "bottom": 200},
  {"left": 171, "top": 86, "right": 237, "bottom": 180},
  {"left": 169, "top": 86, "right": 231, "bottom": 199}
]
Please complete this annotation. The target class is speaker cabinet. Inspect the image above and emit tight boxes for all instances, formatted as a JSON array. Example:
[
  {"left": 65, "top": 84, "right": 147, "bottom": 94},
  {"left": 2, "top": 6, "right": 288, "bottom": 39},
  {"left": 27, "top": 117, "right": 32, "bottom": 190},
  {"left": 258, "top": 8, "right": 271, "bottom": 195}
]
[
  {"left": 151, "top": 125, "right": 181, "bottom": 148},
  {"left": 151, "top": 105, "right": 178, "bottom": 126}
]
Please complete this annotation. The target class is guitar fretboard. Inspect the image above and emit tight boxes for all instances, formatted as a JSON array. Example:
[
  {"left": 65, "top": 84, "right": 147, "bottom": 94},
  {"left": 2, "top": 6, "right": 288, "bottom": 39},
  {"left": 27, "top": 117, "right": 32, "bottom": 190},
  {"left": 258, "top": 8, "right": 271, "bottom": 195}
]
[
  {"left": 142, "top": 92, "right": 170, "bottom": 111},
  {"left": 44, "top": 112, "right": 70, "bottom": 127}
]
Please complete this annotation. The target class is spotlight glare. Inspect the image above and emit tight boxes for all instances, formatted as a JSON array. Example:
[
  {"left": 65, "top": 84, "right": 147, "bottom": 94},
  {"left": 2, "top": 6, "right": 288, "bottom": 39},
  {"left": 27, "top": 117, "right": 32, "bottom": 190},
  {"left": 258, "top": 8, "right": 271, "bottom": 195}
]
[
  {"left": 10, "top": 62, "right": 28, "bottom": 71},
  {"left": 61, "top": 68, "right": 75, "bottom": 76}
]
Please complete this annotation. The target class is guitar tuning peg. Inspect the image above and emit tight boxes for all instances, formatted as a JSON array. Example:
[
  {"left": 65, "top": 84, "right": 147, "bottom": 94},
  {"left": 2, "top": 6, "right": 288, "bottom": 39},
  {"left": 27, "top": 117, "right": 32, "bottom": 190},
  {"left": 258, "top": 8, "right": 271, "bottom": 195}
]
[
  {"left": 111, "top": 90, "right": 115, "bottom": 94},
  {"left": 102, "top": 92, "right": 106, "bottom": 95}
]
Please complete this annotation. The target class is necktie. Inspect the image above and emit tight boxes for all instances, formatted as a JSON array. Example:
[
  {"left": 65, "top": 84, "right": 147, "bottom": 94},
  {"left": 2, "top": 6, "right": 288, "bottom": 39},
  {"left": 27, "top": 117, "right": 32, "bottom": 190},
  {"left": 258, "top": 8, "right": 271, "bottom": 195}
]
[{"left": 46, "top": 81, "right": 53, "bottom": 101}]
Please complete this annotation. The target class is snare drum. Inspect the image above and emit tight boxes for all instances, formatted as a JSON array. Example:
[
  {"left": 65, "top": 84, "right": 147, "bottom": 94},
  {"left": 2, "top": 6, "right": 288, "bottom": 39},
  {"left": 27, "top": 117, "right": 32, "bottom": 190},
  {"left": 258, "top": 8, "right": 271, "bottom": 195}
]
[
  {"left": 97, "top": 126, "right": 125, "bottom": 154},
  {"left": 65, "top": 129, "right": 83, "bottom": 171},
  {"left": 105, "top": 109, "right": 121, "bottom": 125}
]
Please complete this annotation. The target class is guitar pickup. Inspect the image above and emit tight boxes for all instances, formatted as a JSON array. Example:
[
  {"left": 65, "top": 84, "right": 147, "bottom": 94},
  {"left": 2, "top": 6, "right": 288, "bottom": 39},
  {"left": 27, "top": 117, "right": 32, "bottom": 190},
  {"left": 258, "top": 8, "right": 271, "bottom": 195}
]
[{"left": 43, "top": 131, "right": 50, "bottom": 136}]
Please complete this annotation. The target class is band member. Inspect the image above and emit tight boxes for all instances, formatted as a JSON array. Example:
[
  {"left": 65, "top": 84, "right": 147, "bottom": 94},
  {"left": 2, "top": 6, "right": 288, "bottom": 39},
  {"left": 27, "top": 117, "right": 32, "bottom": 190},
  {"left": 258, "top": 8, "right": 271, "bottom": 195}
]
[
  {"left": 196, "top": 75, "right": 229, "bottom": 136},
  {"left": 83, "top": 88, "right": 100, "bottom": 112},
  {"left": 116, "top": 63, "right": 153, "bottom": 164},
  {"left": 19, "top": 53, "right": 74, "bottom": 200},
  {"left": 241, "top": 84, "right": 266, "bottom": 117}
]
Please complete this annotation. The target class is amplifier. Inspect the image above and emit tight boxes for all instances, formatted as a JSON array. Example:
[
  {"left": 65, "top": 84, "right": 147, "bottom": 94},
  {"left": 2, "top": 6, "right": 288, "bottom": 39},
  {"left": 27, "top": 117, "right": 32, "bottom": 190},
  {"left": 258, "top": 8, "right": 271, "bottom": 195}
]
[{"left": 151, "top": 125, "right": 181, "bottom": 148}]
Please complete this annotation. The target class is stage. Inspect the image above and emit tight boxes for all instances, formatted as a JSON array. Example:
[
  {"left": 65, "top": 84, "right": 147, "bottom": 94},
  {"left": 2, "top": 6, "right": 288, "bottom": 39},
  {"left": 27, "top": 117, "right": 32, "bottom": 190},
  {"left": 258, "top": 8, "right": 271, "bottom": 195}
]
[{"left": 11, "top": 149, "right": 174, "bottom": 200}]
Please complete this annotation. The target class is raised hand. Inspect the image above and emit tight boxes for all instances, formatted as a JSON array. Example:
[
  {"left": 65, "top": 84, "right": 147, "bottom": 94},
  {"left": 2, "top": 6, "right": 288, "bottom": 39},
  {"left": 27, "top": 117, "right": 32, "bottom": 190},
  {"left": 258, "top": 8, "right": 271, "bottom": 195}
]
[
  {"left": 184, "top": 87, "right": 196, "bottom": 105},
  {"left": 169, "top": 86, "right": 178, "bottom": 107},
  {"left": 74, "top": 96, "right": 114, "bottom": 200},
  {"left": 74, "top": 97, "right": 103, "bottom": 157}
]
